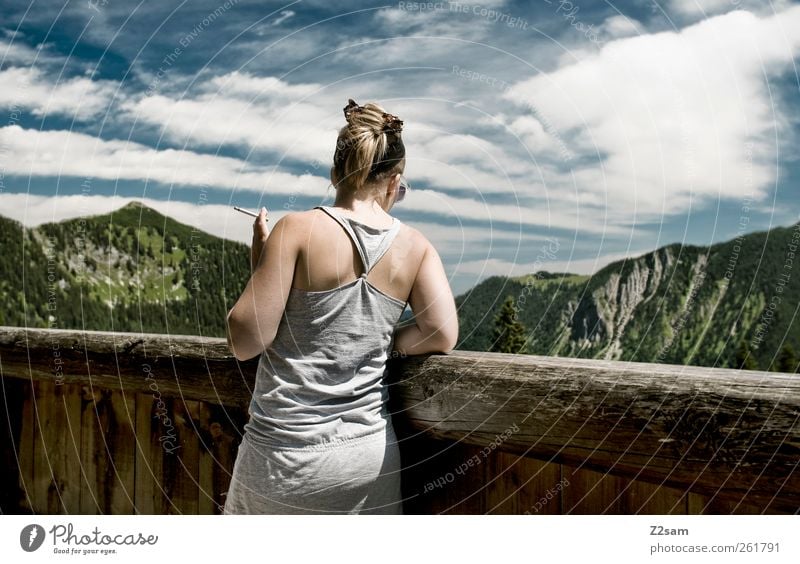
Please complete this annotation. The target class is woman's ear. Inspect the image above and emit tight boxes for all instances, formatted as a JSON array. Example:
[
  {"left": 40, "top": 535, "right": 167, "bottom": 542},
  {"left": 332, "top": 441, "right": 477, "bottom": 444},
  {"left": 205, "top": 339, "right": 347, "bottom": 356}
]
[{"left": 388, "top": 172, "right": 401, "bottom": 195}]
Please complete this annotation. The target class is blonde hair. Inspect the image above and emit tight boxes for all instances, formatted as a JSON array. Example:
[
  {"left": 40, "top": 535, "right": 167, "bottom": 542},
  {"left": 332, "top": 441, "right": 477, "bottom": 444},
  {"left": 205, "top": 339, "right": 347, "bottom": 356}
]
[{"left": 332, "top": 99, "right": 405, "bottom": 196}]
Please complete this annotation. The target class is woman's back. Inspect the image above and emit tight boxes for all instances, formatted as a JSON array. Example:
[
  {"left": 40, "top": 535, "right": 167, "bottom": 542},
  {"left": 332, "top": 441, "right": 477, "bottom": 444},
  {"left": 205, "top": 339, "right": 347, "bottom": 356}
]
[
  {"left": 243, "top": 205, "right": 425, "bottom": 449},
  {"left": 291, "top": 206, "right": 426, "bottom": 304}
]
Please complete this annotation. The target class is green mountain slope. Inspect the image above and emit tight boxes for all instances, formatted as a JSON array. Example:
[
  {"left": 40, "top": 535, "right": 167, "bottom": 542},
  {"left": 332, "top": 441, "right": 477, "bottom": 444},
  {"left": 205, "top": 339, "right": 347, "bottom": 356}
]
[
  {"left": 455, "top": 223, "right": 800, "bottom": 371},
  {"left": 2, "top": 200, "right": 798, "bottom": 372},
  {"left": 0, "top": 201, "right": 250, "bottom": 337}
]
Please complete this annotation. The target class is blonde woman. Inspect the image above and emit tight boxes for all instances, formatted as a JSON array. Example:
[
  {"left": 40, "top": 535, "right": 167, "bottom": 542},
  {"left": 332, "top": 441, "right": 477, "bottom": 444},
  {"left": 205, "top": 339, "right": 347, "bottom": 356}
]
[{"left": 224, "top": 99, "right": 458, "bottom": 514}]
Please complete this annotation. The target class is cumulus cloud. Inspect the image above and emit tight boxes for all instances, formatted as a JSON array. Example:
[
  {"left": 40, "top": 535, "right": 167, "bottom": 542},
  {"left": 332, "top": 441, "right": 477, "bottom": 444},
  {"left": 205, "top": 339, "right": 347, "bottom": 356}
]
[
  {"left": 664, "top": 0, "right": 793, "bottom": 18},
  {"left": 0, "top": 122, "right": 607, "bottom": 233},
  {"left": 668, "top": 0, "right": 734, "bottom": 17},
  {"left": 0, "top": 125, "right": 331, "bottom": 196},
  {"left": 121, "top": 72, "right": 332, "bottom": 163},
  {"left": 402, "top": 188, "right": 630, "bottom": 234},
  {"left": 0, "top": 66, "right": 119, "bottom": 119},
  {"left": 504, "top": 7, "right": 800, "bottom": 222},
  {"left": 598, "top": 15, "right": 643, "bottom": 39}
]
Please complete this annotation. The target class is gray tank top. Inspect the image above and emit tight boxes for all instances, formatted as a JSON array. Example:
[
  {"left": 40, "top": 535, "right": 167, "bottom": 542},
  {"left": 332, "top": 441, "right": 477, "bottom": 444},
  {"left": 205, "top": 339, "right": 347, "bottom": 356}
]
[{"left": 244, "top": 205, "right": 408, "bottom": 448}]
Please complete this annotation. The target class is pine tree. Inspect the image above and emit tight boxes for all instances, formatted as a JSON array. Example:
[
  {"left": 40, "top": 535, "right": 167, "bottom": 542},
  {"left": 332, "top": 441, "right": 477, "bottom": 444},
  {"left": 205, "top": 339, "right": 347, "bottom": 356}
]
[
  {"left": 776, "top": 343, "right": 798, "bottom": 374},
  {"left": 733, "top": 339, "right": 758, "bottom": 370},
  {"left": 490, "top": 296, "right": 529, "bottom": 354}
]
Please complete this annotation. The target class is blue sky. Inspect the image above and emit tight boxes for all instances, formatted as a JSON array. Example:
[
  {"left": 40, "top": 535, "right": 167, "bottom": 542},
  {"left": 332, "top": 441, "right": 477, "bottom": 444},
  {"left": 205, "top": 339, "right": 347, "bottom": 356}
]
[{"left": 1, "top": 0, "right": 799, "bottom": 294}]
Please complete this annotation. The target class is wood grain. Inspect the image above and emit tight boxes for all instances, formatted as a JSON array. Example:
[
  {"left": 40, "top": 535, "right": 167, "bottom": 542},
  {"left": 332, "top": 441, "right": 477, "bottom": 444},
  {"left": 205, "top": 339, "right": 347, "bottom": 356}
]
[
  {"left": 2, "top": 326, "right": 798, "bottom": 514},
  {"left": 387, "top": 350, "right": 800, "bottom": 511}
]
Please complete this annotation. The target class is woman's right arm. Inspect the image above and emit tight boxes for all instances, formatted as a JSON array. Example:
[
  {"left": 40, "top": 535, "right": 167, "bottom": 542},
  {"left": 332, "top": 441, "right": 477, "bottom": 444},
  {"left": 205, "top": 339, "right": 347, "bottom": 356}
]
[{"left": 392, "top": 240, "right": 458, "bottom": 355}]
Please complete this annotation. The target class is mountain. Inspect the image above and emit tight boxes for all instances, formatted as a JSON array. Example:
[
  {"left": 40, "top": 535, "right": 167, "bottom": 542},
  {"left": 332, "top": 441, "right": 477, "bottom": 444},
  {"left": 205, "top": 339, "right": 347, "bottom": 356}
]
[
  {"left": 2, "top": 201, "right": 798, "bottom": 372},
  {"left": 455, "top": 222, "right": 800, "bottom": 371},
  {"left": 0, "top": 201, "right": 251, "bottom": 337}
]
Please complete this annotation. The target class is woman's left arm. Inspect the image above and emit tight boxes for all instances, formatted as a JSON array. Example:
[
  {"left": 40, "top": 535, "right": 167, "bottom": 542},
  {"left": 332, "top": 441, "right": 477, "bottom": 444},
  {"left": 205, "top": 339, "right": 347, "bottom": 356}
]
[{"left": 226, "top": 209, "right": 300, "bottom": 361}]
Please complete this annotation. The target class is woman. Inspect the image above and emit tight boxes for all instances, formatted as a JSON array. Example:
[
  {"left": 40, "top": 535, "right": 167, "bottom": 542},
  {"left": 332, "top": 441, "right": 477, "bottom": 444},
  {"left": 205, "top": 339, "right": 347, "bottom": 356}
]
[{"left": 223, "top": 99, "right": 458, "bottom": 514}]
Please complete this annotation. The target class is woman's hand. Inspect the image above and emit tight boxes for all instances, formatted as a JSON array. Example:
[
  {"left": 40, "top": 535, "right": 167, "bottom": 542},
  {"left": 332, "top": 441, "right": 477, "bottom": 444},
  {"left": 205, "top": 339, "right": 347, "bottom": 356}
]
[{"left": 251, "top": 207, "right": 270, "bottom": 272}]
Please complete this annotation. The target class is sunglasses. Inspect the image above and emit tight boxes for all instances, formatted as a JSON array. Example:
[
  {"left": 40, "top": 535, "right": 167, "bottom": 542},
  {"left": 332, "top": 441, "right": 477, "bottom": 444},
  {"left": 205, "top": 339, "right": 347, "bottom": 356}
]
[{"left": 397, "top": 175, "right": 410, "bottom": 203}]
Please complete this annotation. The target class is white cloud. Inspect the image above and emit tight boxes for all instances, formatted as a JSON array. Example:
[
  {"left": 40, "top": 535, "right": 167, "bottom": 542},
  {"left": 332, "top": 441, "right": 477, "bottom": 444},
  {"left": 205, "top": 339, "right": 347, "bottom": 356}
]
[
  {"left": 402, "top": 188, "right": 631, "bottom": 234},
  {"left": 0, "top": 37, "right": 68, "bottom": 66},
  {"left": 504, "top": 7, "right": 800, "bottom": 221},
  {"left": 599, "top": 15, "right": 643, "bottom": 39},
  {"left": 205, "top": 70, "right": 319, "bottom": 99},
  {"left": 668, "top": 0, "right": 733, "bottom": 17},
  {"left": 121, "top": 72, "right": 333, "bottom": 163},
  {"left": 407, "top": 219, "right": 552, "bottom": 256},
  {"left": 373, "top": 6, "right": 493, "bottom": 41},
  {"left": 666, "top": 0, "right": 796, "bottom": 20},
  {"left": 0, "top": 123, "right": 624, "bottom": 234},
  {"left": 0, "top": 125, "right": 330, "bottom": 196},
  {"left": 0, "top": 39, "right": 43, "bottom": 65},
  {"left": 117, "top": 74, "right": 626, "bottom": 233},
  {"left": 0, "top": 66, "right": 119, "bottom": 119}
]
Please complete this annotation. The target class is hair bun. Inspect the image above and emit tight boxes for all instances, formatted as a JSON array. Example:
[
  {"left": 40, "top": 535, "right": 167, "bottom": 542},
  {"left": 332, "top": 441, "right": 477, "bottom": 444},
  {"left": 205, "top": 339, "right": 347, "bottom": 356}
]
[
  {"left": 343, "top": 98, "right": 403, "bottom": 135},
  {"left": 333, "top": 99, "right": 405, "bottom": 194}
]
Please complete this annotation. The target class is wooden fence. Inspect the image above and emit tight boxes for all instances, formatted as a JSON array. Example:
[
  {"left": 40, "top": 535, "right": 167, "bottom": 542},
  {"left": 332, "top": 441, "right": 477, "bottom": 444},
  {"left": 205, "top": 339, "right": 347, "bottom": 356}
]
[{"left": 0, "top": 326, "right": 797, "bottom": 514}]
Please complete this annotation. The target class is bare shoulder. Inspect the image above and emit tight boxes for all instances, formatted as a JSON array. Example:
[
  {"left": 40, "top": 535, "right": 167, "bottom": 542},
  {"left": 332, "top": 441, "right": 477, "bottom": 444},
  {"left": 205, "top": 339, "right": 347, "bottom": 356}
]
[
  {"left": 266, "top": 210, "right": 310, "bottom": 247},
  {"left": 399, "top": 223, "right": 435, "bottom": 255},
  {"left": 283, "top": 208, "right": 317, "bottom": 222},
  {"left": 280, "top": 208, "right": 329, "bottom": 230}
]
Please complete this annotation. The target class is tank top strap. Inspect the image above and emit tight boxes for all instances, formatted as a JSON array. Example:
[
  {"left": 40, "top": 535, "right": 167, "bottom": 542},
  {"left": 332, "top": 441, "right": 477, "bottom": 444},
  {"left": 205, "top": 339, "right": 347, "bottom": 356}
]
[{"left": 315, "top": 205, "right": 402, "bottom": 274}]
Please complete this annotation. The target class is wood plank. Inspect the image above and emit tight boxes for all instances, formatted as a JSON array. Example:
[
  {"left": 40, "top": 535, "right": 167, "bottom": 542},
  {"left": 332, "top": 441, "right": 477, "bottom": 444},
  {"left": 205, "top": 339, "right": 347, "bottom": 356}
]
[
  {"left": 32, "top": 379, "right": 55, "bottom": 514},
  {"left": 197, "top": 401, "right": 215, "bottom": 515},
  {"left": 51, "top": 382, "right": 82, "bottom": 513},
  {"left": 134, "top": 392, "right": 153, "bottom": 514},
  {"left": 394, "top": 433, "right": 465, "bottom": 514},
  {"left": 80, "top": 386, "right": 134, "bottom": 513},
  {"left": 485, "top": 453, "right": 562, "bottom": 514},
  {"left": 562, "top": 464, "right": 624, "bottom": 514},
  {"left": 439, "top": 443, "right": 487, "bottom": 514},
  {"left": 151, "top": 396, "right": 172, "bottom": 515},
  {"left": 79, "top": 385, "right": 101, "bottom": 514},
  {"left": 0, "top": 377, "right": 29, "bottom": 513},
  {"left": 106, "top": 388, "right": 137, "bottom": 514},
  {"left": 15, "top": 379, "right": 35, "bottom": 513},
  {"left": 211, "top": 405, "right": 242, "bottom": 514},
  {"left": 168, "top": 399, "right": 199, "bottom": 514},
  {"left": 687, "top": 491, "right": 778, "bottom": 514},
  {"left": 618, "top": 478, "right": 687, "bottom": 514},
  {"left": 134, "top": 392, "right": 166, "bottom": 514}
]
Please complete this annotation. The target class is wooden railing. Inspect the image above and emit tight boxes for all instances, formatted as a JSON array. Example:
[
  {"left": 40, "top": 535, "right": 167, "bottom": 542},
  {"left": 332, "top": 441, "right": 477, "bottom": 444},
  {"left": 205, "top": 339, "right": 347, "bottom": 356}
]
[{"left": 0, "top": 326, "right": 797, "bottom": 514}]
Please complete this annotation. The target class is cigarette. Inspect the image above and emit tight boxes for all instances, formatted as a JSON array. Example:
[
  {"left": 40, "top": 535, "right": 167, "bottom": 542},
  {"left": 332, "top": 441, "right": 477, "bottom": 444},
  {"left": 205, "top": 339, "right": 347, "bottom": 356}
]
[{"left": 233, "top": 206, "right": 268, "bottom": 220}]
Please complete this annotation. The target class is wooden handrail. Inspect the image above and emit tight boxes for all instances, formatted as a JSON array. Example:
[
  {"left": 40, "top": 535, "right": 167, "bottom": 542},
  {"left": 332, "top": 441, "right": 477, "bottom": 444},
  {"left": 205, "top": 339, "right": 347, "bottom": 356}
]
[
  {"left": 0, "top": 326, "right": 254, "bottom": 407},
  {"left": 1, "top": 326, "right": 798, "bottom": 511}
]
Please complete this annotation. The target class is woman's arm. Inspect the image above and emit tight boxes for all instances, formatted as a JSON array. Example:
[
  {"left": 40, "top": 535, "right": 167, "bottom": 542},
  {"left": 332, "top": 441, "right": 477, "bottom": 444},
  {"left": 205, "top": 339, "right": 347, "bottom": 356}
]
[
  {"left": 392, "top": 240, "right": 458, "bottom": 355},
  {"left": 226, "top": 211, "right": 300, "bottom": 361}
]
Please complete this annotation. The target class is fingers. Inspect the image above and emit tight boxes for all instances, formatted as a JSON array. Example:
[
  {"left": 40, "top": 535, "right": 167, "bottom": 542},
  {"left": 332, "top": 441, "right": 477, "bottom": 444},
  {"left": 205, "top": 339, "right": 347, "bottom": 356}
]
[{"left": 252, "top": 207, "right": 269, "bottom": 230}]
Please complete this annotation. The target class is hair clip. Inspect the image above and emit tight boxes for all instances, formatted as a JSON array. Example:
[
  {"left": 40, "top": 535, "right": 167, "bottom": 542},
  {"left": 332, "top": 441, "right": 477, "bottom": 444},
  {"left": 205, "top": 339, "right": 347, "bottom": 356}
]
[
  {"left": 343, "top": 98, "right": 363, "bottom": 122},
  {"left": 382, "top": 112, "right": 403, "bottom": 134}
]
